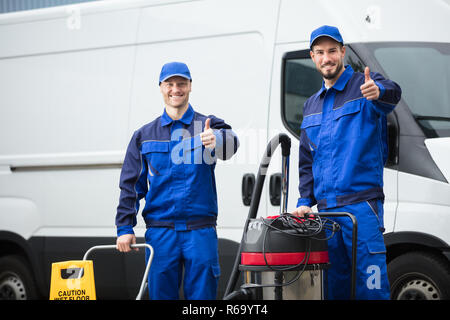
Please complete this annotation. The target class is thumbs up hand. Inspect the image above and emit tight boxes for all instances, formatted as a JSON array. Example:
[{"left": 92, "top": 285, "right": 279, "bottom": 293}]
[
  {"left": 360, "top": 66, "right": 380, "bottom": 101},
  {"left": 201, "top": 118, "right": 216, "bottom": 149}
]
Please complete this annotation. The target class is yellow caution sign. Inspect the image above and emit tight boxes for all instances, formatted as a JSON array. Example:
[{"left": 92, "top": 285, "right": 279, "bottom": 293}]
[{"left": 49, "top": 260, "right": 96, "bottom": 300}]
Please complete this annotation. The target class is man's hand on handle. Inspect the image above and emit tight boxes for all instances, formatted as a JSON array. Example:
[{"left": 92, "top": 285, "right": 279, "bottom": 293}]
[
  {"left": 292, "top": 205, "right": 313, "bottom": 217},
  {"left": 116, "top": 233, "right": 139, "bottom": 252}
]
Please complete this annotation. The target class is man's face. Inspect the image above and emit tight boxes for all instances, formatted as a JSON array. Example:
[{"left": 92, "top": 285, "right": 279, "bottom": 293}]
[
  {"left": 160, "top": 76, "right": 192, "bottom": 109},
  {"left": 310, "top": 37, "right": 346, "bottom": 81}
]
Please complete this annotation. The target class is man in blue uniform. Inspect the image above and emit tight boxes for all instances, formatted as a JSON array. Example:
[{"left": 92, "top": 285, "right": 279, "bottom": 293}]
[
  {"left": 115, "top": 62, "right": 239, "bottom": 299},
  {"left": 292, "top": 26, "right": 402, "bottom": 299}
]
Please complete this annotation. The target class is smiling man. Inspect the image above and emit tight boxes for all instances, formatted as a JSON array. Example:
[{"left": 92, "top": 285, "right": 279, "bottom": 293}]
[
  {"left": 292, "top": 26, "right": 402, "bottom": 299},
  {"left": 115, "top": 62, "right": 239, "bottom": 299}
]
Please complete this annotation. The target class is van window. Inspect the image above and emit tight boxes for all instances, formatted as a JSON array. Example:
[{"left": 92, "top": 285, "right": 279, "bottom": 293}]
[
  {"left": 0, "top": 0, "right": 98, "bottom": 14},
  {"left": 282, "top": 47, "right": 364, "bottom": 138},
  {"left": 370, "top": 43, "right": 450, "bottom": 138}
]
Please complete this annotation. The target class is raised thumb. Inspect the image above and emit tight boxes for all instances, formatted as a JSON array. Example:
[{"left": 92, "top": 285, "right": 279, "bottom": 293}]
[
  {"left": 204, "top": 118, "right": 211, "bottom": 130},
  {"left": 364, "top": 66, "right": 371, "bottom": 82}
]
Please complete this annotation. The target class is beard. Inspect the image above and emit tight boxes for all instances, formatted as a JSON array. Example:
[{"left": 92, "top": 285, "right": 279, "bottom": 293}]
[{"left": 320, "top": 60, "right": 344, "bottom": 80}]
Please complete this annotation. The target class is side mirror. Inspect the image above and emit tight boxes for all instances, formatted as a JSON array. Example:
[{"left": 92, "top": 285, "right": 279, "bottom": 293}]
[{"left": 386, "top": 114, "right": 399, "bottom": 166}]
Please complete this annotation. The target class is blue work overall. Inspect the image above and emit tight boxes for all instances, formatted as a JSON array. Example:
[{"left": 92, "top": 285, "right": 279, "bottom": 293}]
[
  {"left": 116, "top": 104, "right": 239, "bottom": 299},
  {"left": 297, "top": 65, "right": 402, "bottom": 299}
]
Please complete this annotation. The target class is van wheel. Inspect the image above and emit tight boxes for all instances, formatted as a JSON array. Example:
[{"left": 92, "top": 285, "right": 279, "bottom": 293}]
[
  {"left": 0, "top": 255, "right": 37, "bottom": 300},
  {"left": 388, "top": 251, "right": 450, "bottom": 300}
]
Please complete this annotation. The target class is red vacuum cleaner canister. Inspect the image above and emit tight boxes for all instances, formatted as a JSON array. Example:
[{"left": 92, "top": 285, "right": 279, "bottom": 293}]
[{"left": 240, "top": 215, "right": 329, "bottom": 267}]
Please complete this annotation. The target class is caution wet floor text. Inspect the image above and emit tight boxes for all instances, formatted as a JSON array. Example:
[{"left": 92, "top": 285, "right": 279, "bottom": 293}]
[{"left": 49, "top": 260, "right": 96, "bottom": 300}]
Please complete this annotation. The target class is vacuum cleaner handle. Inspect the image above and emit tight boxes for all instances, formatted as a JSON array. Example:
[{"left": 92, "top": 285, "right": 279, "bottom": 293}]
[
  {"left": 315, "top": 212, "right": 358, "bottom": 300},
  {"left": 224, "top": 133, "right": 291, "bottom": 299},
  {"left": 82, "top": 244, "right": 154, "bottom": 300}
]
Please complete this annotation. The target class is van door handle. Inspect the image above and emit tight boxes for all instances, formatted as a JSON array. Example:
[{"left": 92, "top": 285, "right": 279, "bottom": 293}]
[
  {"left": 242, "top": 173, "right": 255, "bottom": 206},
  {"left": 269, "top": 173, "right": 282, "bottom": 206}
]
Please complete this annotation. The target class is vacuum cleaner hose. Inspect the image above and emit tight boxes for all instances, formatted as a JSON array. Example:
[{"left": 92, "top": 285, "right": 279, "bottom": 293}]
[{"left": 223, "top": 133, "right": 291, "bottom": 298}]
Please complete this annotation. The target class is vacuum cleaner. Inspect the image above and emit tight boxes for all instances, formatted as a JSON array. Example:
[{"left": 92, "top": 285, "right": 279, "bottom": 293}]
[{"left": 223, "top": 134, "right": 358, "bottom": 300}]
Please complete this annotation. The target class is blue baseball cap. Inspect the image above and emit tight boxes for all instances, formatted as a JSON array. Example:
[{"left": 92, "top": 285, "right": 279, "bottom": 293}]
[
  {"left": 310, "top": 25, "right": 344, "bottom": 49},
  {"left": 159, "top": 62, "right": 192, "bottom": 84}
]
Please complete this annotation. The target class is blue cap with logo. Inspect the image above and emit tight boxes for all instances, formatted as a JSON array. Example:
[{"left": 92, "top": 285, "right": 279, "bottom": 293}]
[
  {"left": 310, "top": 25, "right": 344, "bottom": 49},
  {"left": 159, "top": 62, "right": 192, "bottom": 84}
]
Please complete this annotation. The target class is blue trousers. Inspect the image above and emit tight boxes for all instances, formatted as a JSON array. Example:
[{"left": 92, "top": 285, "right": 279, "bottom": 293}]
[
  {"left": 322, "top": 200, "right": 390, "bottom": 300},
  {"left": 144, "top": 226, "right": 220, "bottom": 300}
]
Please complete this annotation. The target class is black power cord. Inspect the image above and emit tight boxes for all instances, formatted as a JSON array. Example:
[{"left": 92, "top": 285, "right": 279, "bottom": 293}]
[{"left": 240, "top": 213, "right": 339, "bottom": 291}]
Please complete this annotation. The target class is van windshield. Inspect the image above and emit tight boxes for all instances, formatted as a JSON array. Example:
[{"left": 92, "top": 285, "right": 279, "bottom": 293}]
[{"left": 369, "top": 42, "right": 450, "bottom": 138}]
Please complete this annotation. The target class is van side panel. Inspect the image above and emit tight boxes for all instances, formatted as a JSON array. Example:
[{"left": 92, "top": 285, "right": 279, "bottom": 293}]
[{"left": 130, "top": 0, "right": 280, "bottom": 236}]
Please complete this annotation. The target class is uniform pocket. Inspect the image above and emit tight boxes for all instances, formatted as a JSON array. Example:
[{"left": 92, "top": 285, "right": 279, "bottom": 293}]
[
  {"left": 366, "top": 237, "right": 387, "bottom": 255},
  {"left": 364, "top": 200, "right": 387, "bottom": 254},
  {"left": 366, "top": 199, "right": 385, "bottom": 233},
  {"left": 182, "top": 135, "right": 205, "bottom": 164},
  {"left": 301, "top": 113, "right": 322, "bottom": 152},
  {"left": 141, "top": 141, "right": 170, "bottom": 176},
  {"left": 211, "top": 262, "right": 221, "bottom": 279},
  {"left": 332, "top": 100, "right": 362, "bottom": 139},
  {"left": 333, "top": 99, "right": 361, "bottom": 119}
]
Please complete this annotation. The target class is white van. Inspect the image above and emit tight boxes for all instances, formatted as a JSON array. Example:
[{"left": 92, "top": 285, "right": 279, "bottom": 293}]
[{"left": 0, "top": 0, "right": 449, "bottom": 300}]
